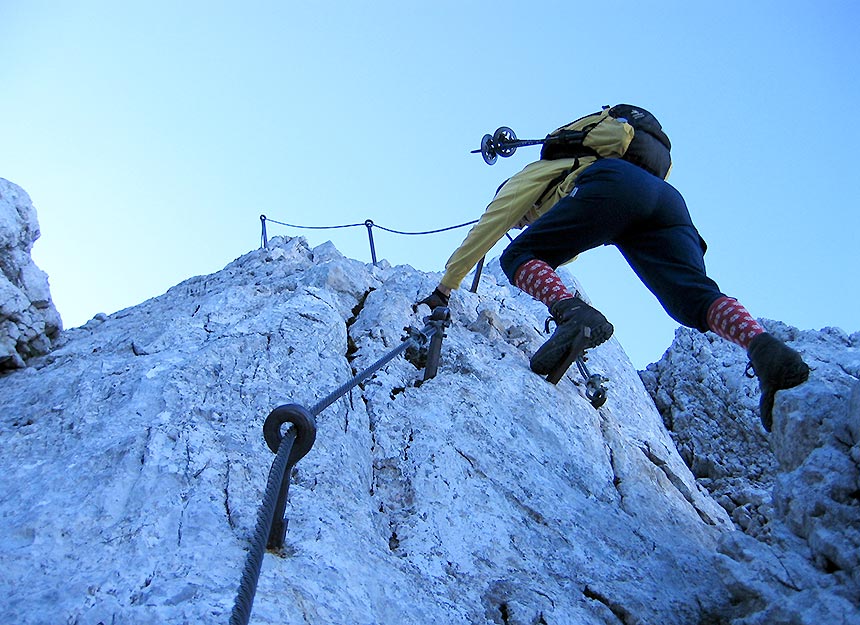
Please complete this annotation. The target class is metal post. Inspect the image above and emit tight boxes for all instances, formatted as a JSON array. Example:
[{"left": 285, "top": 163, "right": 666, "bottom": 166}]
[
  {"left": 470, "top": 256, "right": 485, "bottom": 293},
  {"left": 262, "top": 404, "right": 317, "bottom": 550},
  {"left": 231, "top": 403, "right": 315, "bottom": 625},
  {"left": 266, "top": 429, "right": 297, "bottom": 550},
  {"left": 422, "top": 307, "right": 451, "bottom": 381},
  {"left": 260, "top": 215, "right": 268, "bottom": 249},
  {"left": 469, "top": 234, "right": 511, "bottom": 293},
  {"left": 364, "top": 220, "right": 378, "bottom": 266}
]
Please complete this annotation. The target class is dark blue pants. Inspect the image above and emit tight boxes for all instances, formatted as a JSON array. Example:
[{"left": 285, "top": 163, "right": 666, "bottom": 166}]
[{"left": 499, "top": 158, "right": 724, "bottom": 331}]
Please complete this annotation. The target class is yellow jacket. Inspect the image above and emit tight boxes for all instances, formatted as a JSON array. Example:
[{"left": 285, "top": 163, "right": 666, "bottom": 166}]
[{"left": 440, "top": 110, "right": 635, "bottom": 290}]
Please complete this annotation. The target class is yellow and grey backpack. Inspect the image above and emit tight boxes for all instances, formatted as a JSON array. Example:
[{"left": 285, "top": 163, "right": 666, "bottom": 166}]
[{"left": 541, "top": 104, "right": 672, "bottom": 179}]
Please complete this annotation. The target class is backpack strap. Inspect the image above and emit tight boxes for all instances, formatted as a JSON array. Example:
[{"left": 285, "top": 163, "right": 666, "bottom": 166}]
[
  {"left": 540, "top": 132, "right": 598, "bottom": 161},
  {"left": 540, "top": 109, "right": 607, "bottom": 161},
  {"left": 533, "top": 159, "right": 581, "bottom": 208}
]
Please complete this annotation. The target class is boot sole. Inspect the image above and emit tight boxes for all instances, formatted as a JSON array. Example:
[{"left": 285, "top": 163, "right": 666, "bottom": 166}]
[
  {"left": 775, "top": 363, "right": 810, "bottom": 390},
  {"left": 530, "top": 320, "right": 614, "bottom": 375}
]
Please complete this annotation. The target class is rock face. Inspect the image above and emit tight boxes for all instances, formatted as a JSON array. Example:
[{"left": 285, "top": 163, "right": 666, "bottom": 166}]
[
  {"left": 641, "top": 324, "right": 860, "bottom": 623},
  {"left": 0, "top": 178, "right": 62, "bottom": 370},
  {"left": 0, "top": 233, "right": 856, "bottom": 624}
]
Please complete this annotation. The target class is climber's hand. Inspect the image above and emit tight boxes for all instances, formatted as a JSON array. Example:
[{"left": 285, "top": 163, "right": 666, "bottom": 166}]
[{"left": 414, "top": 287, "right": 450, "bottom": 312}]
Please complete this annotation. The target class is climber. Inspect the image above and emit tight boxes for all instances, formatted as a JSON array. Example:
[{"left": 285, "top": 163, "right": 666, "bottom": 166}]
[{"left": 416, "top": 105, "right": 809, "bottom": 431}]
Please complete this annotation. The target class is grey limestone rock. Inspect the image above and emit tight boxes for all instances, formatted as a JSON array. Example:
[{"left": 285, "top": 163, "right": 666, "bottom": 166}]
[
  {"left": 641, "top": 323, "right": 860, "bottom": 624},
  {"left": 0, "top": 229, "right": 856, "bottom": 624},
  {"left": 0, "top": 178, "right": 62, "bottom": 370}
]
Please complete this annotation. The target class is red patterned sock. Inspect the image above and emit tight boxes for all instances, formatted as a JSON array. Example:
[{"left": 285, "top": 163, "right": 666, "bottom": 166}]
[
  {"left": 513, "top": 259, "right": 575, "bottom": 308},
  {"left": 706, "top": 296, "right": 765, "bottom": 349}
]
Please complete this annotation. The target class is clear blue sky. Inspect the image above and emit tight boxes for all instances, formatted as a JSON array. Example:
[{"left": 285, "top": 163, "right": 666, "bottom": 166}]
[{"left": 2, "top": 1, "right": 857, "bottom": 368}]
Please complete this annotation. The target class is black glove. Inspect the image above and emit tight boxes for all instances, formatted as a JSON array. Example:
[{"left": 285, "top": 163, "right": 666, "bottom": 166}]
[{"left": 414, "top": 288, "right": 450, "bottom": 311}]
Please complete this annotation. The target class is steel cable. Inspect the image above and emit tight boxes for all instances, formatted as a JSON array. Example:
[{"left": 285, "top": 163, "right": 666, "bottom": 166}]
[
  {"left": 229, "top": 428, "right": 297, "bottom": 625},
  {"left": 229, "top": 309, "right": 450, "bottom": 624}
]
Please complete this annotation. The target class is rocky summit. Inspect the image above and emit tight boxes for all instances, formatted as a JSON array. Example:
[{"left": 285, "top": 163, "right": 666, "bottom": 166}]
[
  {"left": 0, "top": 188, "right": 858, "bottom": 624},
  {"left": 0, "top": 178, "right": 61, "bottom": 370}
]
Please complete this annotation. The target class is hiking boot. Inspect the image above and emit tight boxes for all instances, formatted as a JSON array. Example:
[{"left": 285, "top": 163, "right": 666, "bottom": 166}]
[
  {"left": 746, "top": 332, "right": 810, "bottom": 431},
  {"left": 530, "top": 297, "right": 614, "bottom": 375}
]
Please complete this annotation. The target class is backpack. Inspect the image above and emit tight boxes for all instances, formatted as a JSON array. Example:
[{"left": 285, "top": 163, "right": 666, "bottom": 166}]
[{"left": 540, "top": 104, "right": 672, "bottom": 179}]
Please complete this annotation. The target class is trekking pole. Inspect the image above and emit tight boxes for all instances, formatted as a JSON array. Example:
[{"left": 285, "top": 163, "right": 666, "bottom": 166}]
[
  {"left": 470, "top": 127, "right": 542, "bottom": 165},
  {"left": 471, "top": 127, "right": 585, "bottom": 165}
]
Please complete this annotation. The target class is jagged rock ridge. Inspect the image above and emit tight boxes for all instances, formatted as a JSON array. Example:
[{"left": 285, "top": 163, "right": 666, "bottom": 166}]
[
  {"left": 642, "top": 323, "right": 860, "bottom": 622},
  {"left": 0, "top": 230, "right": 857, "bottom": 624},
  {"left": 0, "top": 178, "right": 62, "bottom": 369}
]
